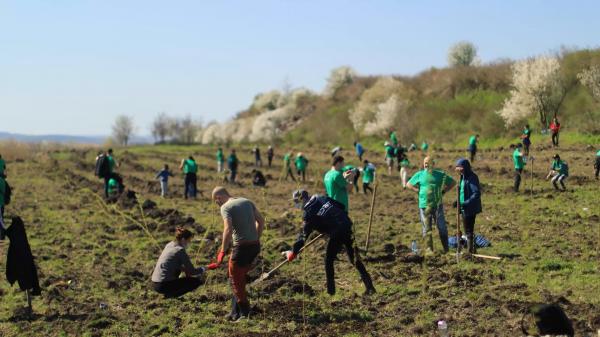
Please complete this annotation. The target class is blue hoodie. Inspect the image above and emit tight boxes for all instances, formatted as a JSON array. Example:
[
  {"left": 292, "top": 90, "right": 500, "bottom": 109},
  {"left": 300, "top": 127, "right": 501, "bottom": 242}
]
[{"left": 456, "top": 158, "right": 482, "bottom": 216}]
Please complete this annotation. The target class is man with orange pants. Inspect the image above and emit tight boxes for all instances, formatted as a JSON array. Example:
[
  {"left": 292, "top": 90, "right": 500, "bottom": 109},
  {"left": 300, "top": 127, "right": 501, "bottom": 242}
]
[{"left": 208, "top": 186, "right": 264, "bottom": 321}]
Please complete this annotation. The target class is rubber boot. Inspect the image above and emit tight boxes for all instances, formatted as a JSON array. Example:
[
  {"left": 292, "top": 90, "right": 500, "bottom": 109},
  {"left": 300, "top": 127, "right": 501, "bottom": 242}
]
[
  {"left": 235, "top": 301, "right": 251, "bottom": 322},
  {"left": 467, "top": 234, "right": 475, "bottom": 254},
  {"left": 226, "top": 296, "right": 240, "bottom": 321}
]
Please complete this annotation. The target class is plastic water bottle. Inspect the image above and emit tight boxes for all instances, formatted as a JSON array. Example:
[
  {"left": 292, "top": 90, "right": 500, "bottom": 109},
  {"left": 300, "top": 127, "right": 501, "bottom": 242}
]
[
  {"left": 411, "top": 240, "right": 418, "bottom": 254},
  {"left": 437, "top": 320, "right": 448, "bottom": 337}
]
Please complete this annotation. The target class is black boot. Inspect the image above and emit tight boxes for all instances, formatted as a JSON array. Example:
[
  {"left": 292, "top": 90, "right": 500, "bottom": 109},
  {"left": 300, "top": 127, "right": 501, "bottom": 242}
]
[
  {"left": 225, "top": 296, "right": 240, "bottom": 321},
  {"left": 467, "top": 234, "right": 476, "bottom": 254},
  {"left": 235, "top": 301, "right": 251, "bottom": 322}
]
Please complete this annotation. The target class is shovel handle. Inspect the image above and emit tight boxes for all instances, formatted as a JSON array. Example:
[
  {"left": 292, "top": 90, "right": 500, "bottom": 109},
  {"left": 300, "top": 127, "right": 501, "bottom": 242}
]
[{"left": 265, "top": 233, "right": 324, "bottom": 276}]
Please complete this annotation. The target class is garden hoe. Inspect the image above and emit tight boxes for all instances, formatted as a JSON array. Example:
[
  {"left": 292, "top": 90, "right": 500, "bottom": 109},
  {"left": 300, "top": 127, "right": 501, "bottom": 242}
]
[{"left": 251, "top": 233, "right": 324, "bottom": 286}]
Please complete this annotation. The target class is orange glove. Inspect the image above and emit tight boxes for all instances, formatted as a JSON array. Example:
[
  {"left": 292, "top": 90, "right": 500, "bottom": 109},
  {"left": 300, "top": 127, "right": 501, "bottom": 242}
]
[
  {"left": 282, "top": 250, "right": 297, "bottom": 262},
  {"left": 206, "top": 263, "right": 220, "bottom": 270},
  {"left": 216, "top": 251, "right": 226, "bottom": 264}
]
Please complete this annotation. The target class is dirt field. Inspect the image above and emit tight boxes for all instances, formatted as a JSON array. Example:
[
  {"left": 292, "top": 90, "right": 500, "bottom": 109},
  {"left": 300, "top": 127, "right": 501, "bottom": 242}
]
[{"left": 0, "top": 143, "right": 598, "bottom": 336}]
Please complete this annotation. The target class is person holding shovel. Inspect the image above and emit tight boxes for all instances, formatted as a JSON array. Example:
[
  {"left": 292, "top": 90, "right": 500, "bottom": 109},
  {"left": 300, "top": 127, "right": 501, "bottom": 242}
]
[
  {"left": 151, "top": 227, "right": 205, "bottom": 298},
  {"left": 207, "top": 187, "right": 264, "bottom": 321},
  {"left": 282, "top": 189, "right": 376, "bottom": 296},
  {"left": 407, "top": 156, "right": 456, "bottom": 254},
  {"left": 455, "top": 158, "right": 482, "bottom": 254}
]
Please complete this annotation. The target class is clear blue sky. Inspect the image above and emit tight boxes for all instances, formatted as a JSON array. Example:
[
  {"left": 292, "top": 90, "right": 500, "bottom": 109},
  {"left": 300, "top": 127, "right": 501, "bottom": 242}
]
[{"left": 1, "top": 0, "right": 599, "bottom": 136}]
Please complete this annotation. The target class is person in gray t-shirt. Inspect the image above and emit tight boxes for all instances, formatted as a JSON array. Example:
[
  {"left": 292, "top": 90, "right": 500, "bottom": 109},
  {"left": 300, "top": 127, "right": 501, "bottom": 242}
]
[
  {"left": 208, "top": 186, "right": 264, "bottom": 321},
  {"left": 151, "top": 227, "right": 204, "bottom": 298}
]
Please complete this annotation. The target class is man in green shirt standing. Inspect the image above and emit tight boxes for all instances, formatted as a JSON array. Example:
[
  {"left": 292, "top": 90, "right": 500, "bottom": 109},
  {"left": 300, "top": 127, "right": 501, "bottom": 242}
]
[
  {"left": 513, "top": 144, "right": 526, "bottom": 192},
  {"left": 421, "top": 141, "right": 429, "bottom": 152},
  {"left": 216, "top": 147, "right": 225, "bottom": 173},
  {"left": 323, "top": 156, "right": 355, "bottom": 212},
  {"left": 283, "top": 151, "right": 296, "bottom": 182},
  {"left": 361, "top": 160, "right": 375, "bottom": 194},
  {"left": 294, "top": 152, "right": 309, "bottom": 182},
  {"left": 180, "top": 156, "right": 198, "bottom": 199},
  {"left": 384, "top": 142, "right": 395, "bottom": 176},
  {"left": 407, "top": 156, "right": 456, "bottom": 254},
  {"left": 468, "top": 134, "right": 479, "bottom": 162}
]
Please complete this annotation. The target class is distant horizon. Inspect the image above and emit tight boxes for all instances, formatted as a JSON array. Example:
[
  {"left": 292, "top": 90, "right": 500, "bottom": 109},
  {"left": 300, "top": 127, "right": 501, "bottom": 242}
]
[{"left": 2, "top": 0, "right": 600, "bottom": 136}]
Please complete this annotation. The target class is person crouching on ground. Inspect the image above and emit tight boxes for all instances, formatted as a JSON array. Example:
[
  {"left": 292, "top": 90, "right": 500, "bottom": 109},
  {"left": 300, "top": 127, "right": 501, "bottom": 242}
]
[
  {"left": 407, "top": 156, "right": 456, "bottom": 255},
  {"left": 208, "top": 187, "right": 264, "bottom": 321},
  {"left": 547, "top": 154, "right": 568, "bottom": 191},
  {"left": 455, "top": 158, "right": 482, "bottom": 254},
  {"left": 151, "top": 227, "right": 205, "bottom": 298},
  {"left": 283, "top": 190, "right": 376, "bottom": 295}
]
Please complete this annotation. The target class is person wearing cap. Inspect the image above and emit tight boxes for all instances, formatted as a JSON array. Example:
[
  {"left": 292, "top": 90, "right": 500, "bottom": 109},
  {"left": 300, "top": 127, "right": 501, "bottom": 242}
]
[
  {"left": 407, "top": 156, "right": 456, "bottom": 254},
  {"left": 455, "top": 158, "right": 482, "bottom": 254},
  {"left": 546, "top": 154, "right": 568, "bottom": 191},
  {"left": 294, "top": 152, "right": 309, "bottom": 182},
  {"left": 282, "top": 189, "right": 376, "bottom": 295},
  {"left": 384, "top": 141, "right": 395, "bottom": 175},
  {"left": 207, "top": 187, "right": 264, "bottom": 321},
  {"left": 323, "top": 156, "right": 354, "bottom": 212},
  {"left": 513, "top": 144, "right": 526, "bottom": 192}
]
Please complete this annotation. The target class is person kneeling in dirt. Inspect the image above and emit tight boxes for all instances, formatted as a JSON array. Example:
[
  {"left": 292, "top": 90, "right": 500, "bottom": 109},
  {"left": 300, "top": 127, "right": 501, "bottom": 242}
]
[
  {"left": 251, "top": 169, "right": 266, "bottom": 187},
  {"left": 546, "top": 154, "right": 568, "bottom": 191},
  {"left": 151, "top": 227, "right": 205, "bottom": 298},
  {"left": 455, "top": 158, "right": 482, "bottom": 254},
  {"left": 208, "top": 187, "right": 264, "bottom": 321},
  {"left": 282, "top": 189, "right": 376, "bottom": 296}
]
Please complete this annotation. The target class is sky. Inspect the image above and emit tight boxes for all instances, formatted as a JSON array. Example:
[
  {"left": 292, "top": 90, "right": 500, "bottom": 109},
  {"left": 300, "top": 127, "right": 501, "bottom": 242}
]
[{"left": 1, "top": 0, "right": 599, "bottom": 136}]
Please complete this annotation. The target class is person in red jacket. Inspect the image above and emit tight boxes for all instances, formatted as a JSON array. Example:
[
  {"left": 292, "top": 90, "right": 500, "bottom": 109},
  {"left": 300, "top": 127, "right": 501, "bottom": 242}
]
[{"left": 549, "top": 117, "right": 561, "bottom": 147}]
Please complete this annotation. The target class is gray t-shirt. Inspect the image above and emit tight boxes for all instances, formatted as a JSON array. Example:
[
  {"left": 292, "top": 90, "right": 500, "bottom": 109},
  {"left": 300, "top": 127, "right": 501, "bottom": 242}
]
[
  {"left": 220, "top": 197, "right": 259, "bottom": 246},
  {"left": 151, "top": 241, "right": 201, "bottom": 282}
]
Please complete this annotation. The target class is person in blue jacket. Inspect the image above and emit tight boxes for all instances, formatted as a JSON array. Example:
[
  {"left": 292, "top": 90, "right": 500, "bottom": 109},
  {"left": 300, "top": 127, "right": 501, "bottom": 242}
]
[
  {"left": 354, "top": 141, "right": 364, "bottom": 161},
  {"left": 455, "top": 158, "right": 482, "bottom": 254}
]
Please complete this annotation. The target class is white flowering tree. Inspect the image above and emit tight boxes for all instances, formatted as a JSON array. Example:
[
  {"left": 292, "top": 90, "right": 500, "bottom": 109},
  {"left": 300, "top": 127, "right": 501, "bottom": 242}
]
[
  {"left": 323, "top": 66, "right": 356, "bottom": 97},
  {"left": 497, "top": 56, "right": 566, "bottom": 128},
  {"left": 448, "top": 41, "right": 478, "bottom": 67},
  {"left": 577, "top": 65, "right": 600, "bottom": 100},
  {"left": 111, "top": 115, "right": 135, "bottom": 146}
]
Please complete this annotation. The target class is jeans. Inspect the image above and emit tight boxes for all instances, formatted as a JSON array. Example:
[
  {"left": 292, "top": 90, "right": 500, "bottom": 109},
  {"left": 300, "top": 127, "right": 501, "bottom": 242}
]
[
  {"left": 514, "top": 168, "right": 523, "bottom": 192},
  {"left": 153, "top": 277, "right": 201, "bottom": 298},
  {"left": 551, "top": 174, "right": 566, "bottom": 190},
  {"left": 229, "top": 169, "right": 237, "bottom": 183},
  {"left": 160, "top": 180, "right": 168, "bottom": 197},
  {"left": 419, "top": 205, "right": 449, "bottom": 251},
  {"left": 462, "top": 214, "right": 476, "bottom": 236}
]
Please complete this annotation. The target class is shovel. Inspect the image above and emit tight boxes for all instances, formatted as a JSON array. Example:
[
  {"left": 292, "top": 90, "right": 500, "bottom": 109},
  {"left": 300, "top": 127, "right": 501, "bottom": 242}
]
[{"left": 251, "top": 233, "right": 324, "bottom": 286}]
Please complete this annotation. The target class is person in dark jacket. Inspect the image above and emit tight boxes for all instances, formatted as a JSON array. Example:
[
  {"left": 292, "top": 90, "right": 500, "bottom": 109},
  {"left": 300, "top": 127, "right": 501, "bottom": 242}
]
[
  {"left": 455, "top": 158, "right": 482, "bottom": 254},
  {"left": 282, "top": 190, "right": 376, "bottom": 296},
  {"left": 6, "top": 216, "right": 41, "bottom": 296},
  {"left": 251, "top": 169, "right": 266, "bottom": 187}
]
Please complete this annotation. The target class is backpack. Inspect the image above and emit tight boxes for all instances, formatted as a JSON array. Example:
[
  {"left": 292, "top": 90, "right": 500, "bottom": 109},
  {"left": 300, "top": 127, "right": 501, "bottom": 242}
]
[
  {"left": 95, "top": 155, "right": 110, "bottom": 179},
  {"left": 4, "top": 180, "right": 11, "bottom": 205}
]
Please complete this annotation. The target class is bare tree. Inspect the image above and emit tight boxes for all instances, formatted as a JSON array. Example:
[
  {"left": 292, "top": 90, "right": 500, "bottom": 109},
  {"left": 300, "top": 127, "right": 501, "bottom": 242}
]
[
  {"left": 151, "top": 112, "right": 171, "bottom": 143},
  {"left": 112, "top": 115, "right": 135, "bottom": 146}
]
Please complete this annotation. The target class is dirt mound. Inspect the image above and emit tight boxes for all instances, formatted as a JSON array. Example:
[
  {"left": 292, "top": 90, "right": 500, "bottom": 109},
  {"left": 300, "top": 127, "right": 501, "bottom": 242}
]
[
  {"left": 146, "top": 207, "right": 205, "bottom": 234},
  {"left": 259, "top": 277, "right": 315, "bottom": 296}
]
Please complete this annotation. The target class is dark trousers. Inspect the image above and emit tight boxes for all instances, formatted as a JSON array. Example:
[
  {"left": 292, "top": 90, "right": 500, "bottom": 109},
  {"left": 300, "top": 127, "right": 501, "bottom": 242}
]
[
  {"left": 0, "top": 206, "right": 4, "bottom": 240},
  {"left": 463, "top": 214, "right": 476, "bottom": 236},
  {"left": 551, "top": 132, "right": 559, "bottom": 147},
  {"left": 353, "top": 175, "right": 359, "bottom": 193},
  {"left": 285, "top": 167, "right": 296, "bottom": 181},
  {"left": 514, "top": 168, "right": 523, "bottom": 192},
  {"left": 229, "top": 169, "right": 237, "bottom": 183},
  {"left": 153, "top": 277, "right": 201, "bottom": 298},
  {"left": 594, "top": 158, "right": 600, "bottom": 179},
  {"left": 362, "top": 182, "right": 373, "bottom": 194},
  {"left": 325, "top": 233, "right": 375, "bottom": 295},
  {"left": 184, "top": 173, "right": 197, "bottom": 198},
  {"left": 469, "top": 146, "right": 477, "bottom": 162},
  {"left": 268, "top": 156, "right": 273, "bottom": 167},
  {"left": 297, "top": 170, "right": 306, "bottom": 182},
  {"left": 358, "top": 153, "right": 363, "bottom": 161}
]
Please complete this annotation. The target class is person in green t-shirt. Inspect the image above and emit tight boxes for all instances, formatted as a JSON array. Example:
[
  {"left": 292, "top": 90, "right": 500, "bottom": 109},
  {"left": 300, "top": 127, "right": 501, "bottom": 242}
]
[
  {"left": 384, "top": 142, "right": 395, "bottom": 175},
  {"left": 107, "top": 177, "right": 119, "bottom": 197},
  {"left": 0, "top": 154, "right": 6, "bottom": 178},
  {"left": 227, "top": 150, "right": 239, "bottom": 184},
  {"left": 468, "top": 134, "right": 479, "bottom": 162},
  {"left": 389, "top": 130, "right": 398, "bottom": 147},
  {"left": 513, "top": 144, "right": 526, "bottom": 192},
  {"left": 595, "top": 150, "right": 600, "bottom": 180},
  {"left": 216, "top": 148, "right": 225, "bottom": 173},
  {"left": 361, "top": 160, "right": 376, "bottom": 194},
  {"left": 521, "top": 124, "right": 531, "bottom": 156},
  {"left": 107, "top": 148, "right": 118, "bottom": 174},
  {"left": 546, "top": 154, "right": 568, "bottom": 191},
  {"left": 283, "top": 151, "right": 296, "bottom": 182},
  {"left": 180, "top": 156, "right": 198, "bottom": 199},
  {"left": 400, "top": 157, "right": 411, "bottom": 188},
  {"left": 323, "top": 156, "right": 354, "bottom": 212},
  {"left": 407, "top": 156, "right": 456, "bottom": 253},
  {"left": 294, "top": 152, "right": 309, "bottom": 182},
  {"left": 421, "top": 141, "right": 429, "bottom": 152}
]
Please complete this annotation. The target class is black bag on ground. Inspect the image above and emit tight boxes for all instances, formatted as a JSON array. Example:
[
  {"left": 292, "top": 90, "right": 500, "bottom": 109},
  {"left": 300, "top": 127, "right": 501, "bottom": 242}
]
[
  {"left": 95, "top": 155, "right": 110, "bottom": 179},
  {"left": 4, "top": 180, "right": 11, "bottom": 205},
  {"left": 521, "top": 303, "right": 574, "bottom": 337}
]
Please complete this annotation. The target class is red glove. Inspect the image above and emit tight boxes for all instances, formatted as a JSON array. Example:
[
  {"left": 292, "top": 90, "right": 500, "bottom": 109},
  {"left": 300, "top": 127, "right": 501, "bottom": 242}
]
[
  {"left": 216, "top": 251, "right": 226, "bottom": 264},
  {"left": 207, "top": 263, "right": 220, "bottom": 270},
  {"left": 283, "top": 250, "right": 297, "bottom": 262}
]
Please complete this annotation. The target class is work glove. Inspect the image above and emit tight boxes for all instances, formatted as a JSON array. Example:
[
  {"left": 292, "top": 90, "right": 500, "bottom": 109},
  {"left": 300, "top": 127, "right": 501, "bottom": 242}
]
[
  {"left": 282, "top": 250, "right": 297, "bottom": 262},
  {"left": 216, "top": 250, "right": 226, "bottom": 264},
  {"left": 206, "top": 263, "right": 220, "bottom": 270}
]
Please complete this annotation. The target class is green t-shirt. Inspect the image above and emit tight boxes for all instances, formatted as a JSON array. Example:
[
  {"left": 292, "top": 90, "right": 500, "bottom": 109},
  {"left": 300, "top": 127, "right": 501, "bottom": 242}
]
[
  {"left": 324, "top": 169, "right": 349, "bottom": 211},
  {"left": 108, "top": 178, "right": 118, "bottom": 195},
  {"left": 523, "top": 128, "right": 531, "bottom": 138},
  {"left": 283, "top": 153, "right": 291, "bottom": 167},
  {"left": 513, "top": 149, "right": 524, "bottom": 169},
  {"left": 0, "top": 158, "right": 5, "bottom": 175},
  {"left": 390, "top": 132, "right": 398, "bottom": 146},
  {"left": 421, "top": 142, "right": 429, "bottom": 151},
  {"left": 400, "top": 158, "right": 410, "bottom": 167},
  {"left": 295, "top": 156, "right": 308, "bottom": 171},
  {"left": 385, "top": 145, "right": 395, "bottom": 159},
  {"left": 107, "top": 155, "right": 116, "bottom": 173},
  {"left": 216, "top": 150, "right": 224, "bottom": 162},
  {"left": 552, "top": 160, "right": 568, "bottom": 175},
  {"left": 362, "top": 165, "right": 375, "bottom": 183},
  {"left": 469, "top": 136, "right": 477, "bottom": 146},
  {"left": 183, "top": 159, "right": 198, "bottom": 174},
  {"left": 408, "top": 169, "right": 455, "bottom": 209},
  {"left": 0, "top": 177, "right": 5, "bottom": 207}
]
